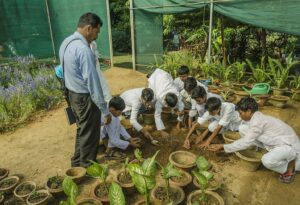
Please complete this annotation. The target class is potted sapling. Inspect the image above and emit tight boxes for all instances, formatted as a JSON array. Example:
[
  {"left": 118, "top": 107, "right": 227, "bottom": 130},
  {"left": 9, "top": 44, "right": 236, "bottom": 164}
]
[
  {"left": 128, "top": 151, "right": 159, "bottom": 205},
  {"left": 290, "top": 76, "right": 300, "bottom": 101},
  {"left": 0, "top": 175, "right": 20, "bottom": 194},
  {"left": 220, "top": 89, "right": 235, "bottom": 103},
  {"left": 115, "top": 158, "right": 135, "bottom": 194},
  {"left": 60, "top": 177, "right": 78, "bottom": 205},
  {"left": 14, "top": 181, "right": 36, "bottom": 201},
  {"left": 26, "top": 190, "right": 50, "bottom": 205},
  {"left": 152, "top": 163, "right": 185, "bottom": 205},
  {"left": 230, "top": 61, "right": 247, "bottom": 90},
  {"left": 45, "top": 175, "right": 64, "bottom": 198}
]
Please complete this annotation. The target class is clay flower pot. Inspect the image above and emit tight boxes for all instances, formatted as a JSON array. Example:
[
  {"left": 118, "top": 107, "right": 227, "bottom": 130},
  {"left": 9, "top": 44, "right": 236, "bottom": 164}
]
[
  {"left": 169, "top": 169, "right": 192, "bottom": 188},
  {"left": 235, "top": 147, "right": 266, "bottom": 172},
  {"left": 26, "top": 190, "right": 50, "bottom": 205},
  {"left": 45, "top": 175, "right": 64, "bottom": 198},
  {"left": 169, "top": 151, "right": 197, "bottom": 171},
  {"left": 193, "top": 175, "right": 221, "bottom": 191},
  {"left": 232, "top": 82, "right": 247, "bottom": 91},
  {"left": 253, "top": 94, "right": 269, "bottom": 107},
  {"left": 222, "top": 131, "right": 240, "bottom": 144},
  {"left": 115, "top": 169, "right": 135, "bottom": 195},
  {"left": 291, "top": 89, "right": 300, "bottom": 101},
  {"left": 92, "top": 181, "right": 110, "bottom": 204},
  {"left": 65, "top": 167, "right": 86, "bottom": 184},
  {"left": 0, "top": 175, "right": 20, "bottom": 194},
  {"left": 268, "top": 95, "right": 290, "bottom": 108},
  {"left": 161, "top": 107, "right": 172, "bottom": 122},
  {"left": 14, "top": 181, "right": 36, "bottom": 201},
  {"left": 272, "top": 87, "right": 288, "bottom": 96},
  {"left": 0, "top": 193, "right": 4, "bottom": 203},
  {"left": 234, "top": 91, "right": 250, "bottom": 103},
  {"left": 142, "top": 112, "right": 155, "bottom": 125},
  {"left": 77, "top": 197, "right": 103, "bottom": 205},
  {"left": 187, "top": 190, "right": 224, "bottom": 205},
  {"left": 151, "top": 184, "right": 185, "bottom": 205},
  {"left": 0, "top": 168, "right": 9, "bottom": 181}
]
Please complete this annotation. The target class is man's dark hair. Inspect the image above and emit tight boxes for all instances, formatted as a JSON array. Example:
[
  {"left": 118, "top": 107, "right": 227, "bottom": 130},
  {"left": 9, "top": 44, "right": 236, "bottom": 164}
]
[
  {"left": 77, "top": 12, "right": 103, "bottom": 28},
  {"left": 109, "top": 96, "right": 125, "bottom": 111},
  {"left": 177, "top": 65, "right": 189, "bottom": 76},
  {"left": 184, "top": 77, "right": 197, "bottom": 92},
  {"left": 236, "top": 97, "right": 258, "bottom": 113},
  {"left": 141, "top": 88, "right": 154, "bottom": 102},
  {"left": 191, "top": 86, "right": 207, "bottom": 99},
  {"left": 165, "top": 93, "right": 178, "bottom": 108},
  {"left": 205, "top": 97, "right": 222, "bottom": 112}
]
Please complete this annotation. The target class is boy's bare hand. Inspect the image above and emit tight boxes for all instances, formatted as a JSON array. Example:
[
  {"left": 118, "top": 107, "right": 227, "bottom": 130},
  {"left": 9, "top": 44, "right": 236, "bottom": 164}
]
[
  {"left": 197, "top": 140, "right": 211, "bottom": 150},
  {"left": 183, "top": 139, "right": 190, "bottom": 149},
  {"left": 207, "top": 144, "right": 224, "bottom": 152},
  {"left": 129, "top": 138, "right": 141, "bottom": 148}
]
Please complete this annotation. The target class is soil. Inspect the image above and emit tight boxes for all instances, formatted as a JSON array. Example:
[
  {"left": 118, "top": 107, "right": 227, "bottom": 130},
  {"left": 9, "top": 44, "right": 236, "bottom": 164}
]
[
  {"left": 3, "top": 197, "right": 24, "bottom": 205},
  {"left": 171, "top": 170, "right": 188, "bottom": 183},
  {"left": 95, "top": 183, "right": 110, "bottom": 199},
  {"left": 0, "top": 68, "right": 300, "bottom": 205},
  {"left": 0, "top": 168, "right": 7, "bottom": 176},
  {"left": 47, "top": 176, "right": 63, "bottom": 189},
  {"left": 16, "top": 184, "right": 34, "bottom": 195},
  {"left": 117, "top": 171, "right": 132, "bottom": 184},
  {"left": 28, "top": 192, "right": 48, "bottom": 203},
  {"left": 154, "top": 186, "right": 181, "bottom": 203},
  {"left": 0, "top": 178, "right": 16, "bottom": 188},
  {"left": 191, "top": 193, "right": 219, "bottom": 205}
]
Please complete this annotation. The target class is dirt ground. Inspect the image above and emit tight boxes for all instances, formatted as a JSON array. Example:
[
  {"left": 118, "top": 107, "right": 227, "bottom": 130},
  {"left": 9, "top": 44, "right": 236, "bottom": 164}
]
[{"left": 0, "top": 67, "right": 300, "bottom": 205}]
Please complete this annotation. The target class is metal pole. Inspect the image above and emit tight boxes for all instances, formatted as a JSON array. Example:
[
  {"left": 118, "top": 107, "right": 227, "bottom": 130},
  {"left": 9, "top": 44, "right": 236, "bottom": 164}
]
[
  {"left": 45, "top": 0, "right": 56, "bottom": 59},
  {"left": 106, "top": 0, "right": 114, "bottom": 67},
  {"left": 130, "top": 0, "right": 136, "bottom": 71},
  {"left": 207, "top": 0, "right": 214, "bottom": 64}
]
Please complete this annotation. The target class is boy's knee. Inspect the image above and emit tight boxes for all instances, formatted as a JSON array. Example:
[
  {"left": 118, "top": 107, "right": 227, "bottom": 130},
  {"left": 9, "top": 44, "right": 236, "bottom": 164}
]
[{"left": 261, "top": 154, "right": 277, "bottom": 168}]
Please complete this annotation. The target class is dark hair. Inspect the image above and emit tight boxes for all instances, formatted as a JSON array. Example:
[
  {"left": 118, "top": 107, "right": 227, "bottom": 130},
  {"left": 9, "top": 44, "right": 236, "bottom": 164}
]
[
  {"left": 77, "top": 12, "right": 103, "bottom": 28},
  {"left": 236, "top": 97, "right": 258, "bottom": 112},
  {"left": 191, "top": 86, "right": 207, "bottom": 99},
  {"left": 184, "top": 77, "right": 197, "bottom": 92},
  {"left": 165, "top": 93, "right": 178, "bottom": 107},
  {"left": 109, "top": 96, "right": 125, "bottom": 111},
  {"left": 141, "top": 88, "right": 154, "bottom": 102},
  {"left": 177, "top": 65, "right": 189, "bottom": 75},
  {"left": 205, "top": 97, "right": 222, "bottom": 112}
]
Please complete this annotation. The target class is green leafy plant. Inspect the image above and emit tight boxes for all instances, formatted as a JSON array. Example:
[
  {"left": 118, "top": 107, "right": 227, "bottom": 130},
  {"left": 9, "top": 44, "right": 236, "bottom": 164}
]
[
  {"left": 157, "top": 162, "right": 181, "bottom": 204},
  {"left": 290, "top": 76, "right": 300, "bottom": 90},
  {"left": 192, "top": 156, "right": 214, "bottom": 204},
  {"left": 209, "top": 61, "right": 233, "bottom": 83},
  {"left": 134, "top": 148, "right": 144, "bottom": 163},
  {"left": 220, "top": 89, "right": 234, "bottom": 101},
  {"left": 86, "top": 161, "right": 109, "bottom": 192},
  {"left": 246, "top": 57, "right": 269, "bottom": 83},
  {"left": 229, "top": 61, "right": 246, "bottom": 83},
  {"left": 109, "top": 182, "right": 126, "bottom": 205},
  {"left": 128, "top": 151, "right": 159, "bottom": 205},
  {"left": 60, "top": 177, "right": 78, "bottom": 205}
]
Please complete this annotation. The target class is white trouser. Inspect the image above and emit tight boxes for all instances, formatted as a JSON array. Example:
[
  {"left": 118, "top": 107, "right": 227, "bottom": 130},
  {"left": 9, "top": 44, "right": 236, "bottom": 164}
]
[{"left": 261, "top": 145, "right": 297, "bottom": 174}]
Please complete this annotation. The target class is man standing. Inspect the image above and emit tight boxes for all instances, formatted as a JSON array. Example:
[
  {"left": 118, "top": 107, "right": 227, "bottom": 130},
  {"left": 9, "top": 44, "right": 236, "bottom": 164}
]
[{"left": 59, "top": 13, "right": 111, "bottom": 168}]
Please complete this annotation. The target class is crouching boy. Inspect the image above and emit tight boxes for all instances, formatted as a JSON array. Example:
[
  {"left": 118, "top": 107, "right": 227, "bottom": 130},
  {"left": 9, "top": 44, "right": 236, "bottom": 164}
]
[
  {"left": 101, "top": 96, "right": 142, "bottom": 159},
  {"left": 209, "top": 97, "right": 300, "bottom": 183},
  {"left": 183, "top": 97, "right": 241, "bottom": 149}
]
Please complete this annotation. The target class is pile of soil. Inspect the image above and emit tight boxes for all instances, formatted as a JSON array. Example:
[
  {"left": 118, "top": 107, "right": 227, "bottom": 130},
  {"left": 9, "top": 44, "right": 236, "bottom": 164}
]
[
  {"left": 118, "top": 171, "right": 132, "bottom": 184},
  {"left": 96, "top": 183, "right": 110, "bottom": 198}
]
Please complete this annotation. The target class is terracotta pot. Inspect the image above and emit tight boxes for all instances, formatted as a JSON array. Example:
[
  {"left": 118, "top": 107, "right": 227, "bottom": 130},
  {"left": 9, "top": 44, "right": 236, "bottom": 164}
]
[
  {"left": 187, "top": 190, "right": 224, "bottom": 205},
  {"left": 169, "top": 151, "right": 196, "bottom": 170},
  {"left": 193, "top": 175, "right": 221, "bottom": 191},
  {"left": 272, "top": 87, "right": 288, "bottom": 96},
  {"left": 232, "top": 82, "right": 247, "bottom": 91},
  {"left": 142, "top": 113, "right": 155, "bottom": 125},
  {"left": 92, "top": 182, "right": 110, "bottom": 204},
  {"left": 291, "top": 89, "right": 300, "bottom": 101},
  {"left": 115, "top": 169, "right": 136, "bottom": 195},
  {"left": 0, "top": 175, "right": 20, "bottom": 194},
  {"left": 65, "top": 167, "right": 86, "bottom": 184},
  {"left": 77, "top": 197, "right": 103, "bottom": 205},
  {"left": 224, "top": 95, "right": 236, "bottom": 103},
  {"left": 234, "top": 91, "right": 250, "bottom": 103},
  {"left": 45, "top": 176, "right": 64, "bottom": 198},
  {"left": 235, "top": 147, "right": 266, "bottom": 172},
  {"left": 253, "top": 95, "right": 269, "bottom": 107},
  {"left": 0, "top": 168, "right": 9, "bottom": 181},
  {"left": 222, "top": 131, "right": 240, "bottom": 144},
  {"left": 14, "top": 181, "right": 36, "bottom": 201},
  {"left": 268, "top": 95, "right": 290, "bottom": 108},
  {"left": 151, "top": 184, "right": 185, "bottom": 205},
  {"left": 169, "top": 169, "right": 192, "bottom": 188},
  {"left": 26, "top": 190, "right": 50, "bottom": 205},
  {"left": 0, "top": 194, "right": 4, "bottom": 203}
]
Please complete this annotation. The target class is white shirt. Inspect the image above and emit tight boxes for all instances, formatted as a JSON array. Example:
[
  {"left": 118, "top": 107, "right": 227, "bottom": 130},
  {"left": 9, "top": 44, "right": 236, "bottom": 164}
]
[
  {"left": 148, "top": 69, "right": 184, "bottom": 130},
  {"left": 101, "top": 114, "right": 131, "bottom": 150},
  {"left": 174, "top": 77, "right": 208, "bottom": 93},
  {"left": 120, "top": 88, "right": 148, "bottom": 132},
  {"left": 189, "top": 93, "right": 223, "bottom": 117},
  {"left": 197, "top": 102, "right": 241, "bottom": 130},
  {"left": 224, "top": 112, "right": 300, "bottom": 155}
]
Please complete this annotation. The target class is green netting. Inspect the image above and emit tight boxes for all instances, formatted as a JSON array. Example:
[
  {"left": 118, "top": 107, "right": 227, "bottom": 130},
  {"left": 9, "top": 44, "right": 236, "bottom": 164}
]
[
  {"left": 0, "top": 0, "right": 111, "bottom": 59},
  {"left": 0, "top": 0, "right": 53, "bottom": 58},
  {"left": 48, "top": 0, "right": 111, "bottom": 59}
]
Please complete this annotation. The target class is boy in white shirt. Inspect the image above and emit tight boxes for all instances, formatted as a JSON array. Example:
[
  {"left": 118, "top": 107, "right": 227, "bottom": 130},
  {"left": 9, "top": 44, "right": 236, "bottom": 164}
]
[
  {"left": 183, "top": 97, "right": 241, "bottom": 149},
  {"left": 101, "top": 96, "right": 141, "bottom": 158},
  {"left": 188, "top": 86, "right": 223, "bottom": 129},
  {"left": 209, "top": 97, "right": 300, "bottom": 183},
  {"left": 120, "top": 88, "right": 158, "bottom": 144},
  {"left": 148, "top": 68, "right": 185, "bottom": 137},
  {"left": 173, "top": 65, "right": 189, "bottom": 92}
]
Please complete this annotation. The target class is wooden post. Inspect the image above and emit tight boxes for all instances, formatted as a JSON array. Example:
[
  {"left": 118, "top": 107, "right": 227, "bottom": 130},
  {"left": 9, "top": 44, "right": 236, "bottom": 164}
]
[
  {"left": 45, "top": 0, "right": 56, "bottom": 59},
  {"left": 207, "top": 0, "right": 214, "bottom": 64},
  {"left": 106, "top": 0, "right": 114, "bottom": 67},
  {"left": 130, "top": 0, "right": 136, "bottom": 71}
]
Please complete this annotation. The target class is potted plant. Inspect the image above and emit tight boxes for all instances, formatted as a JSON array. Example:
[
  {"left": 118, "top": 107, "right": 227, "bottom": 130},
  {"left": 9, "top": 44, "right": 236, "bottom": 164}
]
[
  {"left": 169, "top": 150, "right": 197, "bottom": 170},
  {"left": 152, "top": 163, "right": 185, "bottom": 205},
  {"left": 0, "top": 168, "right": 9, "bottom": 181},
  {"left": 26, "top": 190, "right": 50, "bottom": 205},
  {"left": 60, "top": 177, "right": 79, "bottom": 205},
  {"left": 246, "top": 57, "right": 269, "bottom": 84},
  {"left": 0, "top": 175, "right": 19, "bottom": 194},
  {"left": 65, "top": 167, "right": 86, "bottom": 184},
  {"left": 210, "top": 61, "right": 233, "bottom": 88},
  {"left": 13, "top": 181, "right": 36, "bottom": 201},
  {"left": 128, "top": 151, "right": 159, "bottom": 205},
  {"left": 108, "top": 182, "right": 126, "bottom": 205},
  {"left": 230, "top": 61, "right": 247, "bottom": 90},
  {"left": 45, "top": 175, "right": 64, "bottom": 198},
  {"left": 87, "top": 161, "right": 111, "bottom": 204},
  {"left": 220, "top": 89, "right": 235, "bottom": 103},
  {"left": 115, "top": 158, "right": 135, "bottom": 194},
  {"left": 290, "top": 76, "right": 300, "bottom": 101}
]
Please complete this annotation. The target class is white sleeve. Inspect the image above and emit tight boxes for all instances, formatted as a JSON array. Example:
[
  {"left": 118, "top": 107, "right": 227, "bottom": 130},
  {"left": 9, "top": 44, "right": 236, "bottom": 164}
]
[
  {"left": 120, "top": 125, "right": 131, "bottom": 140},
  {"left": 130, "top": 103, "right": 143, "bottom": 131},
  {"left": 106, "top": 119, "right": 130, "bottom": 150},
  {"left": 189, "top": 99, "right": 197, "bottom": 117},
  {"left": 197, "top": 111, "right": 210, "bottom": 125},
  {"left": 154, "top": 101, "right": 165, "bottom": 130},
  {"left": 219, "top": 104, "right": 235, "bottom": 127}
]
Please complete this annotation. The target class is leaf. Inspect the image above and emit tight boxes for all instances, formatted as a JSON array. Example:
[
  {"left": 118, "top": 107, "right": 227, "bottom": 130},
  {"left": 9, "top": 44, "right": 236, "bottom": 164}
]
[
  {"left": 162, "top": 163, "right": 181, "bottom": 179},
  {"left": 199, "top": 170, "right": 214, "bottom": 181},
  {"left": 142, "top": 150, "right": 159, "bottom": 176},
  {"left": 62, "top": 177, "right": 78, "bottom": 197},
  {"left": 192, "top": 171, "right": 208, "bottom": 190},
  {"left": 134, "top": 148, "right": 143, "bottom": 161},
  {"left": 196, "top": 156, "right": 210, "bottom": 171},
  {"left": 109, "top": 182, "right": 126, "bottom": 205},
  {"left": 86, "top": 161, "right": 108, "bottom": 181}
]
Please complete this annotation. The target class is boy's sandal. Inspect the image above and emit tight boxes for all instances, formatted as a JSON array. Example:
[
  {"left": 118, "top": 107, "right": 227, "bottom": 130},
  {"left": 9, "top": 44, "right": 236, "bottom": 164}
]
[
  {"left": 104, "top": 150, "right": 126, "bottom": 160},
  {"left": 278, "top": 171, "right": 296, "bottom": 183}
]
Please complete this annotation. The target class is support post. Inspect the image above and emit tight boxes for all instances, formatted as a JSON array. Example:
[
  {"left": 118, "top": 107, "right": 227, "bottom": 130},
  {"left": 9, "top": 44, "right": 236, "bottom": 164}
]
[
  {"left": 45, "top": 0, "right": 56, "bottom": 59},
  {"left": 106, "top": 0, "right": 114, "bottom": 67},
  {"left": 207, "top": 0, "right": 214, "bottom": 64},
  {"left": 130, "top": 0, "right": 136, "bottom": 71}
]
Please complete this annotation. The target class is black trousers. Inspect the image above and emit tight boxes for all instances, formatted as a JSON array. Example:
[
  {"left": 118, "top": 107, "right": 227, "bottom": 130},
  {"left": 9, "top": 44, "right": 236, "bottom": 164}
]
[{"left": 68, "top": 91, "right": 101, "bottom": 168}]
